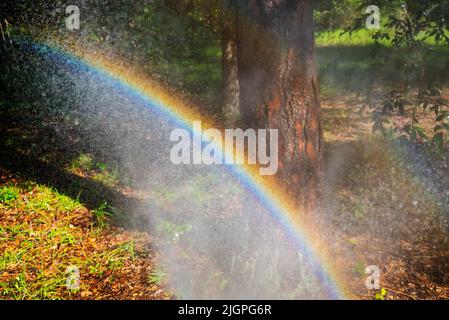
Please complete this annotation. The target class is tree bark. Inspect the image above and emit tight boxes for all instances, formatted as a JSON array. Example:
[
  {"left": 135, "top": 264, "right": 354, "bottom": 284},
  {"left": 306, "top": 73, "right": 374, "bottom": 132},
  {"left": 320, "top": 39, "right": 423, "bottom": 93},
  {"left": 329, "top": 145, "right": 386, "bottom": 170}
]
[
  {"left": 221, "top": 0, "right": 240, "bottom": 126},
  {"left": 237, "top": 0, "right": 323, "bottom": 215}
]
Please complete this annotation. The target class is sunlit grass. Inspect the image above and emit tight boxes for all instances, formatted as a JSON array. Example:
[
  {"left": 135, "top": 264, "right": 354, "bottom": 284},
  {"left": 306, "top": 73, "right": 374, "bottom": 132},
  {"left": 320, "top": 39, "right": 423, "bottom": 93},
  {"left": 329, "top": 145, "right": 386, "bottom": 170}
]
[
  {"left": 69, "top": 153, "right": 94, "bottom": 172},
  {"left": 0, "top": 181, "right": 138, "bottom": 300},
  {"left": 148, "top": 267, "right": 166, "bottom": 286},
  {"left": 316, "top": 28, "right": 449, "bottom": 47},
  {"left": 0, "top": 185, "right": 20, "bottom": 204},
  {"left": 316, "top": 29, "right": 382, "bottom": 47},
  {"left": 69, "top": 153, "right": 119, "bottom": 188},
  {"left": 24, "top": 185, "right": 82, "bottom": 213}
]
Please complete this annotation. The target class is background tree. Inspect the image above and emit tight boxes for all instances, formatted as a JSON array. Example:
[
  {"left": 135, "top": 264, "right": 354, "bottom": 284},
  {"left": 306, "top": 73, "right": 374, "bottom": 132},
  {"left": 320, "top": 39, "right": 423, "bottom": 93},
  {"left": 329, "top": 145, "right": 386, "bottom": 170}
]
[{"left": 221, "top": 0, "right": 240, "bottom": 126}]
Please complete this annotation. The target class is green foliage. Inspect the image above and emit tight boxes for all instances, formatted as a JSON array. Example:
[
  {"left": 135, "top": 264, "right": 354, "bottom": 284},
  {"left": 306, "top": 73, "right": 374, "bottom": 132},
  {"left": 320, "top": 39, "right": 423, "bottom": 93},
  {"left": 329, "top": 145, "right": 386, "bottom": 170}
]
[
  {"left": 373, "top": 84, "right": 449, "bottom": 153},
  {"left": 69, "top": 154, "right": 94, "bottom": 172},
  {"left": 316, "top": 29, "right": 382, "bottom": 47},
  {"left": 92, "top": 168, "right": 118, "bottom": 188},
  {"left": 354, "top": 261, "right": 366, "bottom": 277},
  {"left": 92, "top": 202, "right": 112, "bottom": 229},
  {"left": 375, "top": 288, "right": 388, "bottom": 300},
  {"left": 148, "top": 267, "right": 166, "bottom": 286},
  {"left": 156, "top": 220, "right": 192, "bottom": 242},
  {"left": 105, "top": 1, "right": 222, "bottom": 107},
  {"left": 342, "top": 1, "right": 449, "bottom": 154},
  {"left": 24, "top": 185, "right": 81, "bottom": 212},
  {"left": 69, "top": 154, "right": 119, "bottom": 187},
  {"left": 314, "top": 0, "right": 364, "bottom": 31},
  {"left": 0, "top": 185, "right": 20, "bottom": 204}
]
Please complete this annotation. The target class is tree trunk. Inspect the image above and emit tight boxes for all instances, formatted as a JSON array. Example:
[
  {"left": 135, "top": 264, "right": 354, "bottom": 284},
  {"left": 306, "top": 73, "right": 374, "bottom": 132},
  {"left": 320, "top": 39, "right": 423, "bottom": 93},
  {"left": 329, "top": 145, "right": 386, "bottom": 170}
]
[
  {"left": 237, "top": 0, "right": 323, "bottom": 215},
  {"left": 221, "top": 0, "right": 240, "bottom": 126}
]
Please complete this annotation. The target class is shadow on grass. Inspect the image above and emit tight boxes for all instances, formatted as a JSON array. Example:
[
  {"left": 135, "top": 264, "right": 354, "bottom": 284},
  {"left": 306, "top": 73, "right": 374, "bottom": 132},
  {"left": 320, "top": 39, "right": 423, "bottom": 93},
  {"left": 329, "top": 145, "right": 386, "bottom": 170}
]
[
  {"left": 0, "top": 116, "right": 153, "bottom": 231},
  {"left": 317, "top": 45, "right": 449, "bottom": 98}
]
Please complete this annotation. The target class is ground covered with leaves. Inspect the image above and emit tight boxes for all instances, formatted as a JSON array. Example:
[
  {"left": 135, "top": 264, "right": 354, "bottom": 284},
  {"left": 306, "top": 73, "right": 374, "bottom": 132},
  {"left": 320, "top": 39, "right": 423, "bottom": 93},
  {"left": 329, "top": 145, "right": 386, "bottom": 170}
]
[
  {"left": 2, "top": 96, "right": 448, "bottom": 299},
  {"left": 1, "top": 33, "right": 448, "bottom": 300},
  {"left": 0, "top": 167, "right": 169, "bottom": 300},
  {"left": 321, "top": 92, "right": 449, "bottom": 300}
]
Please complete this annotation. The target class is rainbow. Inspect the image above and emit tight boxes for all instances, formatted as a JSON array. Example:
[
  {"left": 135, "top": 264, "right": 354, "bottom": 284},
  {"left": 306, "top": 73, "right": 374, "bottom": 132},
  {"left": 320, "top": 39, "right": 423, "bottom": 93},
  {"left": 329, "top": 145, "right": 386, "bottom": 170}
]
[{"left": 13, "top": 35, "right": 349, "bottom": 299}]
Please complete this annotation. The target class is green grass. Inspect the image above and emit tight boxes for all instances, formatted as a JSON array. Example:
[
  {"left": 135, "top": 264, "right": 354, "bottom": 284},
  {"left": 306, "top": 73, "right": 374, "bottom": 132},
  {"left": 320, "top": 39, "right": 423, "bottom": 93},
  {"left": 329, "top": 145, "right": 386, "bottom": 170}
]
[
  {"left": 316, "top": 29, "right": 382, "bottom": 47},
  {"left": 92, "top": 202, "right": 113, "bottom": 229},
  {"left": 24, "top": 185, "right": 82, "bottom": 213},
  {"left": 0, "top": 185, "right": 20, "bottom": 204},
  {"left": 91, "top": 168, "right": 118, "bottom": 188},
  {"left": 148, "top": 267, "right": 166, "bottom": 286},
  {"left": 354, "top": 261, "right": 366, "bottom": 277},
  {"left": 69, "top": 153, "right": 94, "bottom": 172},
  {"left": 156, "top": 220, "right": 192, "bottom": 242},
  {"left": 0, "top": 226, "right": 75, "bottom": 299},
  {"left": 0, "top": 183, "right": 82, "bottom": 213},
  {"left": 0, "top": 266, "right": 68, "bottom": 300},
  {"left": 85, "top": 241, "right": 135, "bottom": 277},
  {"left": 69, "top": 153, "right": 119, "bottom": 187},
  {"left": 0, "top": 181, "right": 138, "bottom": 299},
  {"left": 316, "top": 28, "right": 449, "bottom": 47}
]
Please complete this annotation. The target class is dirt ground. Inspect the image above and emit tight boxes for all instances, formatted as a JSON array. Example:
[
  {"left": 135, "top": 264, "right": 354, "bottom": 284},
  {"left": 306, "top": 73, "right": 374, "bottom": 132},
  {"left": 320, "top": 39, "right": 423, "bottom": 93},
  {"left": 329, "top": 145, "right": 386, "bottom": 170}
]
[
  {"left": 1, "top": 88, "right": 449, "bottom": 300},
  {"left": 320, "top": 92, "right": 449, "bottom": 300}
]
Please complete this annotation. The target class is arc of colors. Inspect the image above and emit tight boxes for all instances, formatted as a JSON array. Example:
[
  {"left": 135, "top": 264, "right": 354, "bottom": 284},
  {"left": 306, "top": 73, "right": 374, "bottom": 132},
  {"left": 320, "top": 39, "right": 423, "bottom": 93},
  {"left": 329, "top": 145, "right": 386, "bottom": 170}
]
[{"left": 15, "top": 35, "right": 349, "bottom": 299}]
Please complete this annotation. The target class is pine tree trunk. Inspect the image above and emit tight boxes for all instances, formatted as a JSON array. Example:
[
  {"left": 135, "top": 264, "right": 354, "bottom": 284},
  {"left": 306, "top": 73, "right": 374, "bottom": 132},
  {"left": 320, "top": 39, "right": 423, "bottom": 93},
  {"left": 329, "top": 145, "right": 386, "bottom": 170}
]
[
  {"left": 237, "top": 0, "right": 323, "bottom": 215},
  {"left": 221, "top": 0, "right": 240, "bottom": 126}
]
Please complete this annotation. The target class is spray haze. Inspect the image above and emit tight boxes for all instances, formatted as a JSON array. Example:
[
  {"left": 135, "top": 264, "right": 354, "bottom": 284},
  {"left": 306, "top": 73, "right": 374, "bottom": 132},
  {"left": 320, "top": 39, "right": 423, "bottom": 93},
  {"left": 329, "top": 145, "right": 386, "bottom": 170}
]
[
  {"left": 2, "top": 0, "right": 448, "bottom": 301},
  {"left": 2, "top": 37, "right": 340, "bottom": 299}
]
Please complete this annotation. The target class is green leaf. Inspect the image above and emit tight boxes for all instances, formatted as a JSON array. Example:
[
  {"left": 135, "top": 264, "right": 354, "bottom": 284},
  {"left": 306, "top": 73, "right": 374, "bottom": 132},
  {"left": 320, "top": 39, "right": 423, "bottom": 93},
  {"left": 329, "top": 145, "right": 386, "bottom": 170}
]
[
  {"left": 414, "top": 126, "right": 428, "bottom": 140},
  {"left": 432, "top": 132, "right": 443, "bottom": 146},
  {"left": 443, "top": 123, "right": 449, "bottom": 132}
]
